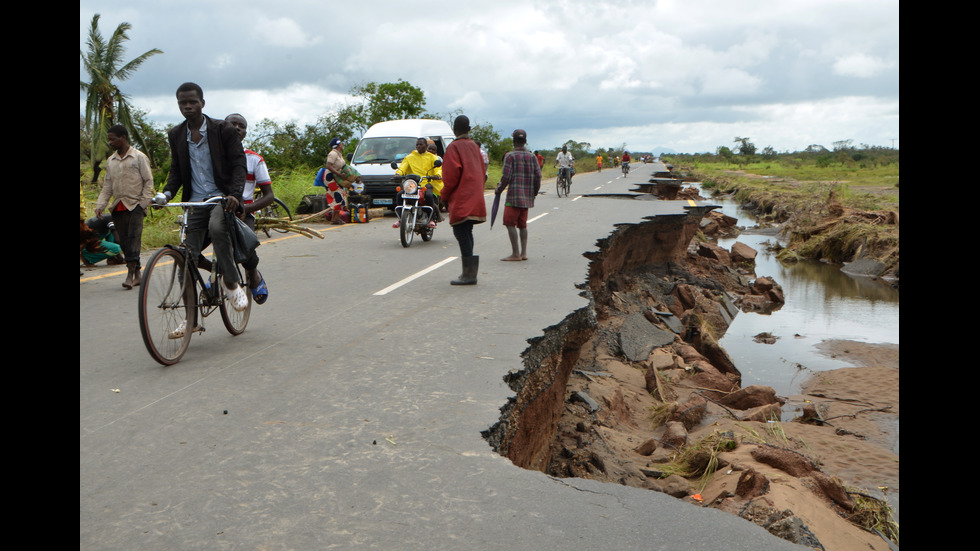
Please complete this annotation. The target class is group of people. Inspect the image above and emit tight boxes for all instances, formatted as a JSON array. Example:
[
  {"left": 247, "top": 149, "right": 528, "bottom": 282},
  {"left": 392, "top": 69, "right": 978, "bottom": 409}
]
[
  {"left": 86, "top": 82, "right": 602, "bottom": 296},
  {"left": 439, "top": 116, "right": 543, "bottom": 283},
  {"left": 90, "top": 82, "right": 272, "bottom": 312}
]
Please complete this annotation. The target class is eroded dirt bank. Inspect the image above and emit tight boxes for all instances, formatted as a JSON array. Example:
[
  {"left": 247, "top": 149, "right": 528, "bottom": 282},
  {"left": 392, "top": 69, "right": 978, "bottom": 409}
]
[{"left": 483, "top": 208, "right": 899, "bottom": 551}]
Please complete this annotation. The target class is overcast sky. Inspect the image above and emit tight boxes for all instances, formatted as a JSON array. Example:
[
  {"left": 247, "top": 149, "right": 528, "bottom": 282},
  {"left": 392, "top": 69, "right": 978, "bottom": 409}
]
[{"left": 80, "top": 0, "right": 899, "bottom": 154}]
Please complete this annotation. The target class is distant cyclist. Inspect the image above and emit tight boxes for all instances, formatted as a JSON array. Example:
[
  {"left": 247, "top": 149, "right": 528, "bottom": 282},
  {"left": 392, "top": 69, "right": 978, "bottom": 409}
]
[
  {"left": 554, "top": 145, "right": 575, "bottom": 186},
  {"left": 621, "top": 150, "right": 631, "bottom": 174}
]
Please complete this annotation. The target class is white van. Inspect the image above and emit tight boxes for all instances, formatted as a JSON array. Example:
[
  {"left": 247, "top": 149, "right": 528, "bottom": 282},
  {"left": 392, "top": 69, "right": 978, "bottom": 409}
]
[{"left": 349, "top": 119, "right": 455, "bottom": 209}]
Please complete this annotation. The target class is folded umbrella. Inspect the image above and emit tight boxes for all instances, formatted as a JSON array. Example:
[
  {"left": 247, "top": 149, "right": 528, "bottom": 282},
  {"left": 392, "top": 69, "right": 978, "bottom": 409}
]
[{"left": 490, "top": 190, "right": 501, "bottom": 229}]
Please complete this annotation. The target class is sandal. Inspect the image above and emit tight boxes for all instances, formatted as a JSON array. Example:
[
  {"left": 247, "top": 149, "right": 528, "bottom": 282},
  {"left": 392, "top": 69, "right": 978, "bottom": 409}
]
[
  {"left": 251, "top": 273, "right": 269, "bottom": 305},
  {"left": 168, "top": 319, "right": 202, "bottom": 339},
  {"left": 226, "top": 284, "right": 249, "bottom": 312}
]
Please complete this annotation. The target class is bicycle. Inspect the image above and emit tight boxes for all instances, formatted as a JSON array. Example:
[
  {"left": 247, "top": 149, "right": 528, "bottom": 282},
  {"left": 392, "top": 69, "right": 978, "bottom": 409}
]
[
  {"left": 253, "top": 190, "right": 292, "bottom": 238},
  {"left": 622, "top": 162, "right": 630, "bottom": 176},
  {"left": 138, "top": 196, "right": 251, "bottom": 366},
  {"left": 556, "top": 167, "right": 572, "bottom": 198}
]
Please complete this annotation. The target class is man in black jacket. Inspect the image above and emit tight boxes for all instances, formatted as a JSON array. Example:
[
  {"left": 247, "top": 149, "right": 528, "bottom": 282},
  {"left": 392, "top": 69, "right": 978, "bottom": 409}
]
[{"left": 159, "top": 82, "right": 249, "bottom": 312}]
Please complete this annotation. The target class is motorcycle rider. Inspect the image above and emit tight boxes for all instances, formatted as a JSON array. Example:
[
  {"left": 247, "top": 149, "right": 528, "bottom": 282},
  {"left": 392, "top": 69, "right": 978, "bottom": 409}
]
[
  {"left": 555, "top": 145, "right": 575, "bottom": 186},
  {"left": 393, "top": 137, "right": 443, "bottom": 228}
]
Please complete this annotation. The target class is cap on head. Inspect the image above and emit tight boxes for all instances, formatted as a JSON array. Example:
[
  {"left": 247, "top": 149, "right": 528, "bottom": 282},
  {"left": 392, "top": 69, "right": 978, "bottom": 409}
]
[
  {"left": 512, "top": 129, "right": 527, "bottom": 143},
  {"left": 330, "top": 138, "right": 342, "bottom": 149}
]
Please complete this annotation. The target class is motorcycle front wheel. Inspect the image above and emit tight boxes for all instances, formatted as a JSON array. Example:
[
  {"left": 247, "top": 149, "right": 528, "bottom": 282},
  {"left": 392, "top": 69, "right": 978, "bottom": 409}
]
[{"left": 400, "top": 208, "right": 415, "bottom": 248}]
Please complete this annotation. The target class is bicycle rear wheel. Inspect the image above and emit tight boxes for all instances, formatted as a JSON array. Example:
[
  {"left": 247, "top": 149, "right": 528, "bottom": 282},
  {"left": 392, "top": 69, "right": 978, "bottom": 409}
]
[
  {"left": 139, "top": 247, "right": 194, "bottom": 365},
  {"left": 218, "top": 271, "right": 251, "bottom": 336},
  {"left": 269, "top": 198, "right": 292, "bottom": 233}
]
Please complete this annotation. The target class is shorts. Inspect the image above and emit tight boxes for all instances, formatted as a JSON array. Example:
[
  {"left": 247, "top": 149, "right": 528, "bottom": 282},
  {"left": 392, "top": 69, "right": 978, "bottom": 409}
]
[{"left": 502, "top": 205, "right": 528, "bottom": 228}]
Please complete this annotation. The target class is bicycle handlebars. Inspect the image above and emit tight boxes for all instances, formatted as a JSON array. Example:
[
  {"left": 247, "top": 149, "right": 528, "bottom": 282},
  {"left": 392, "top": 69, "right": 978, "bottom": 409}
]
[{"left": 152, "top": 195, "right": 226, "bottom": 209}]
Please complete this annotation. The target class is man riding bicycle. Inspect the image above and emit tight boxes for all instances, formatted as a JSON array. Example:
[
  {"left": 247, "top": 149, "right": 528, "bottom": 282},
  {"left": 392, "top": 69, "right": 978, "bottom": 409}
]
[
  {"left": 156, "top": 82, "right": 249, "bottom": 313},
  {"left": 554, "top": 145, "right": 575, "bottom": 186}
]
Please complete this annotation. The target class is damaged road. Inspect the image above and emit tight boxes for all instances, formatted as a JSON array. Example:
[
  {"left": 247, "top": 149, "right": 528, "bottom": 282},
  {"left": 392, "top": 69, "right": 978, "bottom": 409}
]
[
  {"left": 81, "top": 169, "right": 821, "bottom": 551},
  {"left": 484, "top": 185, "right": 898, "bottom": 550}
]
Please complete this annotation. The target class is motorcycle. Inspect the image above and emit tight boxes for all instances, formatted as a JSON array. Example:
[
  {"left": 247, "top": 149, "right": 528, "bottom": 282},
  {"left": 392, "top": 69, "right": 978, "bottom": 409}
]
[{"left": 390, "top": 160, "right": 442, "bottom": 248}]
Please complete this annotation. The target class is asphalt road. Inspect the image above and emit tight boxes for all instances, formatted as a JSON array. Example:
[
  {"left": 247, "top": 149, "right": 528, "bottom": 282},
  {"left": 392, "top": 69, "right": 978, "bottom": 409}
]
[{"left": 80, "top": 164, "right": 807, "bottom": 550}]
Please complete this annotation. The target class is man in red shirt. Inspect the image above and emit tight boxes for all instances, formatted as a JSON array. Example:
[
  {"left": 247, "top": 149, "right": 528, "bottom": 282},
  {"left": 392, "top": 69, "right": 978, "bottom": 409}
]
[{"left": 440, "top": 115, "right": 487, "bottom": 285}]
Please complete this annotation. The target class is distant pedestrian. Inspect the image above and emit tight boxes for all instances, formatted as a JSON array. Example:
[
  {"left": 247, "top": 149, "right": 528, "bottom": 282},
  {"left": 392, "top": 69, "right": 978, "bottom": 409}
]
[
  {"left": 324, "top": 137, "right": 350, "bottom": 224},
  {"left": 496, "top": 129, "right": 540, "bottom": 262},
  {"left": 95, "top": 124, "right": 155, "bottom": 289},
  {"left": 440, "top": 115, "right": 487, "bottom": 285}
]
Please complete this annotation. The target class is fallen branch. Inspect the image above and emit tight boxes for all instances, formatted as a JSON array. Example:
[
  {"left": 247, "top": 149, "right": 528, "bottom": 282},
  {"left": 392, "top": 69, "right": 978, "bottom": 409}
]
[{"left": 254, "top": 215, "right": 325, "bottom": 239}]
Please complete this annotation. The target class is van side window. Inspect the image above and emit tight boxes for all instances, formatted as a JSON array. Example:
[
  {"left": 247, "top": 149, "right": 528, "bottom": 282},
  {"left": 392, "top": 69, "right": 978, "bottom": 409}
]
[{"left": 430, "top": 137, "right": 446, "bottom": 157}]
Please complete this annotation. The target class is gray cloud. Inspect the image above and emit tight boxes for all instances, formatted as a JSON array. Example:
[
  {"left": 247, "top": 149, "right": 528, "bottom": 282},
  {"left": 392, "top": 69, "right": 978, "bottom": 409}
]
[{"left": 80, "top": 0, "right": 899, "bottom": 153}]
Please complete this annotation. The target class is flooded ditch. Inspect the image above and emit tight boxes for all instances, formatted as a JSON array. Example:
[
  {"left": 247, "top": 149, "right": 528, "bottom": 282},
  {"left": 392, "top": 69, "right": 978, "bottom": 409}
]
[{"left": 481, "top": 181, "right": 900, "bottom": 550}]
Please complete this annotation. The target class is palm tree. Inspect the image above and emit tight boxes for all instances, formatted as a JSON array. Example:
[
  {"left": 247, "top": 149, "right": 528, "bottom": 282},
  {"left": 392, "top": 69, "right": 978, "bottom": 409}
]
[{"left": 80, "top": 13, "right": 162, "bottom": 183}]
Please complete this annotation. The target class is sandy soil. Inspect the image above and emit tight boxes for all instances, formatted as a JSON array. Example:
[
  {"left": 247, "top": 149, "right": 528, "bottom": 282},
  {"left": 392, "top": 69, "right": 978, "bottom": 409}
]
[{"left": 552, "top": 336, "right": 899, "bottom": 551}]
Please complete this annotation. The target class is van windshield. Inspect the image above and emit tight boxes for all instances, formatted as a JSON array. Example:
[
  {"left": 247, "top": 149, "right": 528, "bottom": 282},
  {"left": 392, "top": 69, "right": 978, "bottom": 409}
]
[{"left": 352, "top": 137, "right": 419, "bottom": 164}]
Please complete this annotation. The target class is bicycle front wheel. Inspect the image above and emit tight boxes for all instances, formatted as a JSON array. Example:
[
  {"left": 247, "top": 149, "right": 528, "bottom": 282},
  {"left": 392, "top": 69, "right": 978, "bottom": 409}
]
[
  {"left": 269, "top": 198, "right": 293, "bottom": 233},
  {"left": 556, "top": 175, "right": 566, "bottom": 198},
  {"left": 139, "top": 247, "right": 194, "bottom": 365}
]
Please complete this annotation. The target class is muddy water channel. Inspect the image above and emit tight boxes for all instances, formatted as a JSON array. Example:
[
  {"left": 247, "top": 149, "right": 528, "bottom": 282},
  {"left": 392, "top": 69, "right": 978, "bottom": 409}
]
[{"left": 706, "top": 188, "right": 900, "bottom": 401}]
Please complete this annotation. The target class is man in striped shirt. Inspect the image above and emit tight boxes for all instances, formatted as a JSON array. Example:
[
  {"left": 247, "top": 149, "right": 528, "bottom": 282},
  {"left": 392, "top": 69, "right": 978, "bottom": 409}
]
[{"left": 495, "top": 129, "right": 541, "bottom": 261}]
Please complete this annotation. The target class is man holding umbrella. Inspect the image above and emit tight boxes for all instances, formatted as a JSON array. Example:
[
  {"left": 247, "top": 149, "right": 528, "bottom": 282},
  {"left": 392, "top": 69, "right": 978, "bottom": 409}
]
[{"left": 495, "top": 129, "right": 540, "bottom": 261}]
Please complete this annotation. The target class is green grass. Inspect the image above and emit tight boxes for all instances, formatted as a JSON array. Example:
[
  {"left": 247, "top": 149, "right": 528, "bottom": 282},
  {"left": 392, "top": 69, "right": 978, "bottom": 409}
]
[
  {"left": 679, "top": 159, "right": 899, "bottom": 212},
  {"left": 678, "top": 159, "right": 898, "bottom": 193}
]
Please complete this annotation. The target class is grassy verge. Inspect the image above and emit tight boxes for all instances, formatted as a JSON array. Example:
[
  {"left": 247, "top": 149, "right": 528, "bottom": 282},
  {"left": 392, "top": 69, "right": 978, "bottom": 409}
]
[{"left": 671, "top": 159, "right": 899, "bottom": 273}]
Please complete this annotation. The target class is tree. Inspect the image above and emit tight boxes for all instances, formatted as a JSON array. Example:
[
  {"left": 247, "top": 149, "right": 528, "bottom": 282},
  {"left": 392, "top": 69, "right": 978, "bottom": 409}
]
[
  {"left": 716, "top": 145, "right": 734, "bottom": 164},
  {"left": 470, "top": 122, "right": 504, "bottom": 162},
  {"left": 346, "top": 80, "right": 427, "bottom": 133},
  {"left": 733, "top": 136, "right": 756, "bottom": 156},
  {"left": 80, "top": 14, "right": 162, "bottom": 182}
]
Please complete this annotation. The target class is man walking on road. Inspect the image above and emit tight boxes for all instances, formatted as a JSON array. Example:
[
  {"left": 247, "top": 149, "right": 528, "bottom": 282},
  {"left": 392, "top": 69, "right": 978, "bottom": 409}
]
[
  {"left": 95, "top": 124, "right": 155, "bottom": 289},
  {"left": 441, "top": 115, "right": 487, "bottom": 285},
  {"left": 495, "top": 129, "right": 540, "bottom": 262}
]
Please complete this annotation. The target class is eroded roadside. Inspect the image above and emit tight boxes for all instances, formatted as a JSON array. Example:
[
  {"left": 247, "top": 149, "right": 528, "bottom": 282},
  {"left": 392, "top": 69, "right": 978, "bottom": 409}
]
[{"left": 483, "top": 203, "right": 899, "bottom": 551}]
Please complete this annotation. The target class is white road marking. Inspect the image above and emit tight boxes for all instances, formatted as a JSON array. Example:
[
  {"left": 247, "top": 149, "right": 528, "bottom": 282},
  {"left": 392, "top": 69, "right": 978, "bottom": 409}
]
[{"left": 373, "top": 256, "right": 458, "bottom": 295}]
